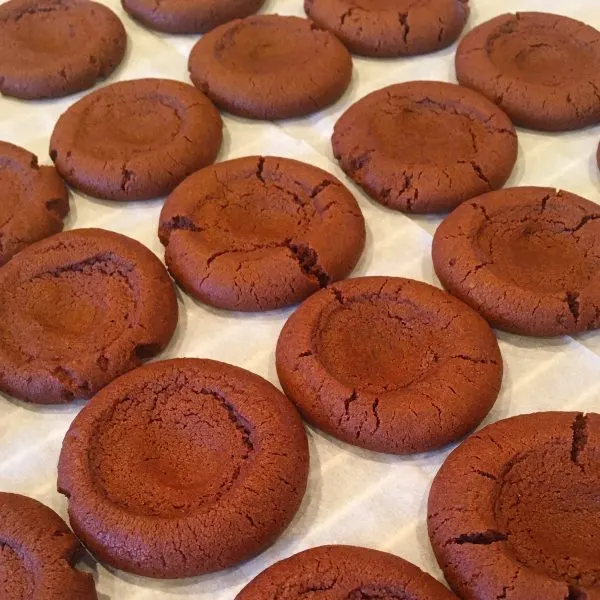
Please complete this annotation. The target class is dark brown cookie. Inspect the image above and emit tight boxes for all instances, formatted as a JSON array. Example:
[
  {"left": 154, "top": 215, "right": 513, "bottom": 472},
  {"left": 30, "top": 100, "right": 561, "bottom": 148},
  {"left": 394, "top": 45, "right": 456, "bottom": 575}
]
[
  {"left": 428, "top": 411, "right": 600, "bottom": 600},
  {"left": 432, "top": 187, "right": 600, "bottom": 336},
  {"left": 305, "top": 0, "right": 469, "bottom": 58},
  {"left": 159, "top": 156, "right": 366, "bottom": 312},
  {"left": 0, "top": 141, "right": 69, "bottom": 266},
  {"left": 0, "top": 492, "right": 97, "bottom": 600},
  {"left": 50, "top": 79, "right": 222, "bottom": 201},
  {"left": 0, "top": 0, "right": 126, "bottom": 100},
  {"left": 332, "top": 81, "right": 517, "bottom": 213},
  {"left": 58, "top": 358, "right": 309, "bottom": 579},
  {"left": 188, "top": 15, "right": 352, "bottom": 120},
  {"left": 276, "top": 276, "right": 502, "bottom": 454},
  {"left": 0, "top": 228, "right": 178, "bottom": 405},
  {"left": 237, "top": 545, "right": 458, "bottom": 599},
  {"left": 123, "top": 0, "right": 264, "bottom": 34},
  {"left": 456, "top": 12, "right": 600, "bottom": 131}
]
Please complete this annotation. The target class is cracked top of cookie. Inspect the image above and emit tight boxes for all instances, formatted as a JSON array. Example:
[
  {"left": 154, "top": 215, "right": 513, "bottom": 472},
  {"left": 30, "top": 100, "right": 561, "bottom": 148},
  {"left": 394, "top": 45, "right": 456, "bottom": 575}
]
[
  {"left": 0, "top": 141, "right": 69, "bottom": 266},
  {"left": 158, "top": 156, "right": 365, "bottom": 312},
  {"left": 236, "top": 544, "right": 458, "bottom": 599},
  {"left": 428, "top": 411, "right": 600, "bottom": 600},
  {"left": 332, "top": 80, "right": 517, "bottom": 214},
  {"left": 0, "top": 228, "right": 178, "bottom": 404},
  {"left": 276, "top": 276, "right": 502, "bottom": 454},
  {"left": 304, "top": 0, "right": 469, "bottom": 58},
  {"left": 49, "top": 78, "right": 222, "bottom": 201},
  {"left": 0, "top": 492, "right": 98, "bottom": 600},
  {"left": 432, "top": 186, "right": 600, "bottom": 336},
  {"left": 58, "top": 358, "right": 309, "bottom": 579},
  {"left": 456, "top": 12, "right": 600, "bottom": 131}
]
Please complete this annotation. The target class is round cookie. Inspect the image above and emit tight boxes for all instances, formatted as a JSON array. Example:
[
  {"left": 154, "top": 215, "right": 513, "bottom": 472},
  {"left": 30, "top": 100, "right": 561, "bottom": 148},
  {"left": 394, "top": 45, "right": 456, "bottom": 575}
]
[
  {"left": 188, "top": 15, "right": 353, "bottom": 120},
  {"left": 236, "top": 545, "right": 458, "bottom": 599},
  {"left": 432, "top": 187, "right": 600, "bottom": 336},
  {"left": 0, "top": 228, "right": 178, "bottom": 405},
  {"left": 276, "top": 276, "right": 502, "bottom": 454},
  {"left": 0, "top": 492, "right": 97, "bottom": 600},
  {"left": 0, "top": 0, "right": 126, "bottom": 100},
  {"left": 50, "top": 79, "right": 222, "bottom": 201},
  {"left": 123, "top": 0, "right": 264, "bottom": 34},
  {"left": 456, "top": 12, "right": 600, "bottom": 131},
  {"left": 428, "top": 411, "right": 600, "bottom": 600},
  {"left": 0, "top": 141, "right": 69, "bottom": 266},
  {"left": 159, "top": 156, "right": 366, "bottom": 311},
  {"left": 332, "top": 81, "right": 517, "bottom": 213},
  {"left": 58, "top": 358, "right": 309, "bottom": 578},
  {"left": 305, "top": 0, "right": 469, "bottom": 58}
]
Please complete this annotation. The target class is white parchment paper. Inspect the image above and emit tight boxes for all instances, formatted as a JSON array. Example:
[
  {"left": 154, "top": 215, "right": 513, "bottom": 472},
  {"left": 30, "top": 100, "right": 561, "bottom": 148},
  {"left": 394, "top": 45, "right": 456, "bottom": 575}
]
[{"left": 1, "top": 0, "right": 600, "bottom": 598}]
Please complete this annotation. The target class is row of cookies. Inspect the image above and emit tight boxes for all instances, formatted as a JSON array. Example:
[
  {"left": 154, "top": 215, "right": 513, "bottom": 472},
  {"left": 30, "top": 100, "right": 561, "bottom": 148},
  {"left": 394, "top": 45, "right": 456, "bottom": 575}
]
[
  {"left": 2, "top": 362, "right": 593, "bottom": 598},
  {"left": 0, "top": 0, "right": 470, "bottom": 101}
]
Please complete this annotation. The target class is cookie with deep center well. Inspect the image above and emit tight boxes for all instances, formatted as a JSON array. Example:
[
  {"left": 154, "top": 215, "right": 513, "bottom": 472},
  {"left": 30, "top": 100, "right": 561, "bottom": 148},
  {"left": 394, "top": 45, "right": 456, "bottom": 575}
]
[
  {"left": 276, "top": 276, "right": 502, "bottom": 454},
  {"left": 332, "top": 81, "right": 517, "bottom": 213},
  {"left": 0, "top": 492, "right": 97, "bottom": 600},
  {"left": 0, "top": 141, "right": 69, "bottom": 266},
  {"left": 188, "top": 15, "right": 353, "bottom": 120},
  {"left": 455, "top": 12, "right": 600, "bottom": 131},
  {"left": 236, "top": 545, "right": 459, "bottom": 599},
  {"left": 123, "top": 0, "right": 264, "bottom": 34},
  {"left": 50, "top": 78, "right": 222, "bottom": 201},
  {"left": 305, "top": 0, "right": 469, "bottom": 58},
  {"left": 58, "top": 358, "right": 309, "bottom": 578},
  {"left": 158, "top": 156, "right": 366, "bottom": 311},
  {"left": 428, "top": 411, "right": 600, "bottom": 600},
  {"left": 0, "top": 228, "right": 178, "bottom": 404},
  {"left": 0, "top": 0, "right": 126, "bottom": 100},
  {"left": 432, "top": 187, "right": 600, "bottom": 336}
]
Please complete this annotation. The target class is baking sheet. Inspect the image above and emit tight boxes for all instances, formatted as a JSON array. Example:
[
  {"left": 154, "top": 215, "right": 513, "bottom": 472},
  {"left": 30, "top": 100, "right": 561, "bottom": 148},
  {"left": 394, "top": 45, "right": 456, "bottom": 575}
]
[{"left": 1, "top": 0, "right": 600, "bottom": 597}]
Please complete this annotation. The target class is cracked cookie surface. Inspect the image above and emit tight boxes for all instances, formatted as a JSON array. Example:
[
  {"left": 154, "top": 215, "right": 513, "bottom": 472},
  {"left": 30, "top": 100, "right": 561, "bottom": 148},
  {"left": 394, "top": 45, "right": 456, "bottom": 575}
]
[
  {"left": 276, "top": 276, "right": 502, "bottom": 454},
  {"left": 123, "top": 0, "right": 264, "bottom": 34},
  {"left": 0, "top": 0, "right": 126, "bottom": 100},
  {"left": 0, "top": 228, "right": 178, "bottom": 404},
  {"left": 158, "top": 156, "right": 365, "bottom": 311},
  {"left": 305, "top": 0, "right": 469, "bottom": 58},
  {"left": 428, "top": 411, "right": 600, "bottom": 600},
  {"left": 0, "top": 493, "right": 98, "bottom": 600},
  {"left": 432, "top": 186, "right": 600, "bottom": 336},
  {"left": 49, "top": 78, "right": 222, "bottom": 201},
  {"left": 332, "top": 81, "right": 517, "bottom": 213},
  {"left": 236, "top": 544, "right": 458, "bottom": 599},
  {"left": 188, "top": 15, "right": 352, "bottom": 120},
  {"left": 0, "top": 141, "right": 69, "bottom": 266},
  {"left": 456, "top": 12, "right": 600, "bottom": 131},
  {"left": 58, "top": 358, "right": 309, "bottom": 578}
]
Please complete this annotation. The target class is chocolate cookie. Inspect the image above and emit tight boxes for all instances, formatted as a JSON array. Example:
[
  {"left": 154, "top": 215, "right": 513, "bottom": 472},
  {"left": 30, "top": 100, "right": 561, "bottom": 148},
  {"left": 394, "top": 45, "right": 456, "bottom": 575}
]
[
  {"left": 0, "top": 228, "right": 178, "bottom": 405},
  {"left": 432, "top": 187, "right": 600, "bottom": 336},
  {"left": 159, "top": 156, "right": 365, "bottom": 312},
  {"left": 50, "top": 79, "right": 222, "bottom": 201},
  {"left": 123, "top": 0, "right": 264, "bottom": 34},
  {"left": 305, "top": 0, "right": 469, "bottom": 58},
  {"left": 456, "top": 12, "right": 600, "bottom": 131},
  {"left": 0, "top": 0, "right": 126, "bottom": 100},
  {"left": 236, "top": 545, "right": 458, "bottom": 599},
  {"left": 188, "top": 15, "right": 352, "bottom": 120},
  {"left": 0, "top": 492, "right": 97, "bottom": 600},
  {"left": 58, "top": 358, "right": 309, "bottom": 578},
  {"left": 0, "top": 141, "right": 69, "bottom": 266},
  {"left": 332, "top": 81, "right": 517, "bottom": 213},
  {"left": 276, "top": 276, "right": 502, "bottom": 454},
  {"left": 429, "top": 411, "right": 600, "bottom": 600}
]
